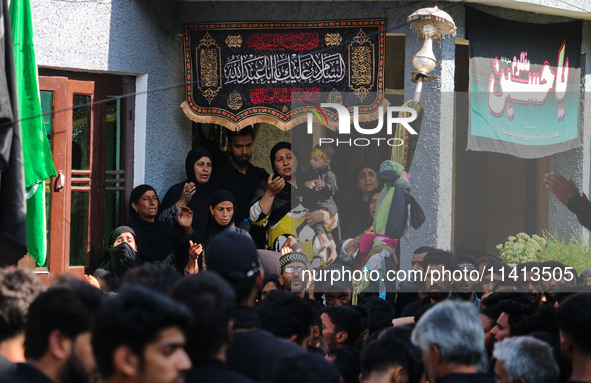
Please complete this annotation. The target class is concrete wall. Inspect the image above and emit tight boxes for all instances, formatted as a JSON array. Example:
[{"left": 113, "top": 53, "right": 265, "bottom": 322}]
[{"left": 31, "top": 0, "right": 191, "bottom": 196}]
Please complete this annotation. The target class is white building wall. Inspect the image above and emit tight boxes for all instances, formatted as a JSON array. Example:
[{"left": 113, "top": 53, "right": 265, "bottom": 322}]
[{"left": 30, "top": 0, "right": 191, "bottom": 196}]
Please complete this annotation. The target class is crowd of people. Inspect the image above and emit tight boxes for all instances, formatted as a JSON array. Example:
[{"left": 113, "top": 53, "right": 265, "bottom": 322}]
[
  {"left": 1, "top": 233, "right": 591, "bottom": 383},
  {"left": 2, "top": 131, "right": 591, "bottom": 383}
]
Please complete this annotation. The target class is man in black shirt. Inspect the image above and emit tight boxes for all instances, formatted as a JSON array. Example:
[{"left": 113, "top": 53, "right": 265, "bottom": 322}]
[
  {"left": 206, "top": 231, "right": 303, "bottom": 382},
  {"left": 556, "top": 293, "right": 591, "bottom": 383},
  {"left": 171, "top": 272, "right": 256, "bottom": 383},
  {"left": 213, "top": 127, "right": 269, "bottom": 233}
]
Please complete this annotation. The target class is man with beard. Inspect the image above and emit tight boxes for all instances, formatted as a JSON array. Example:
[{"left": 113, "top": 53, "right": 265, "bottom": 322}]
[
  {"left": 213, "top": 127, "right": 268, "bottom": 238},
  {"left": 453, "top": 256, "right": 481, "bottom": 308},
  {"left": 490, "top": 296, "right": 535, "bottom": 343},
  {"left": 480, "top": 305, "right": 502, "bottom": 361},
  {"left": 92, "top": 285, "right": 192, "bottom": 383},
  {"left": 401, "top": 250, "right": 457, "bottom": 318},
  {"left": 321, "top": 307, "right": 363, "bottom": 349},
  {"left": 278, "top": 252, "right": 309, "bottom": 298},
  {"left": 0, "top": 278, "right": 104, "bottom": 383},
  {"left": 556, "top": 293, "right": 591, "bottom": 383}
]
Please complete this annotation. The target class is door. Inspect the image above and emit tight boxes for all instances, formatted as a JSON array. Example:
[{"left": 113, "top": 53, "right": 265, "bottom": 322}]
[{"left": 33, "top": 74, "right": 133, "bottom": 281}]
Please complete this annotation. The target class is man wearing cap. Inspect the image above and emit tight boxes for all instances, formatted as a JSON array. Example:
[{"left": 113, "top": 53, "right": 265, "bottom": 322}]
[
  {"left": 205, "top": 231, "right": 303, "bottom": 383},
  {"left": 278, "top": 252, "right": 310, "bottom": 299}
]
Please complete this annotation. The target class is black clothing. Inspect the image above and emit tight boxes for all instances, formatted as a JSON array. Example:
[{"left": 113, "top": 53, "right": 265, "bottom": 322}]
[
  {"left": 0, "top": 363, "right": 53, "bottom": 383},
  {"left": 107, "top": 225, "right": 135, "bottom": 247},
  {"left": 127, "top": 206, "right": 180, "bottom": 264},
  {"left": 127, "top": 185, "right": 189, "bottom": 272},
  {"left": 395, "top": 289, "right": 420, "bottom": 318},
  {"left": 227, "top": 305, "right": 303, "bottom": 383},
  {"left": 400, "top": 294, "right": 459, "bottom": 318},
  {"left": 0, "top": 355, "right": 14, "bottom": 378},
  {"left": 212, "top": 162, "right": 268, "bottom": 223},
  {"left": 161, "top": 148, "right": 219, "bottom": 243},
  {"left": 94, "top": 242, "right": 140, "bottom": 291},
  {"left": 567, "top": 195, "right": 591, "bottom": 231},
  {"left": 202, "top": 190, "right": 252, "bottom": 249},
  {"left": 342, "top": 204, "right": 373, "bottom": 241},
  {"left": 437, "top": 373, "right": 495, "bottom": 383},
  {"left": 304, "top": 295, "right": 326, "bottom": 314},
  {"left": 127, "top": 185, "right": 175, "bottom": 263},
  {"left": 185, "top": 359, "right": 257, "bottom": 383}
]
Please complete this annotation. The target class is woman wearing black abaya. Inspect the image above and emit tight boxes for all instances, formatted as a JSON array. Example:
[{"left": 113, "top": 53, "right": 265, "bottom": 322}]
[
  {"left": 161, "top": 147, "right": 219, "bottom": 243},
  {"left": 204, "top": 190, "right": 251, "bottom": 246},
  {"left": 93, "top": 226, "right": 140, "bottom": 292},
  {"left": 184, "top": 190, "right": 252, "bottom": 274},
  {"left": 127, "top": 184, "right": 193, "bottom": 272}
]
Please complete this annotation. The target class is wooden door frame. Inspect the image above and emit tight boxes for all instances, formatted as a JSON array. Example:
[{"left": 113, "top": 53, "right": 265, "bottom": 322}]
[
  {"left": 37, "top": 77, "right": 87, "bottom": 282},
  {"left": 35, "top": 71, "right": 136, "bottom": 282}
]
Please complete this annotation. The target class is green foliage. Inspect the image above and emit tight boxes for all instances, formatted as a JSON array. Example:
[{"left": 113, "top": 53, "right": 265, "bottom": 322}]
[
  {"left": 538, "top": 232, "right": 591, "bottom": 274},
  {"left": 497, "top": 232, "right": 591, "bottom": 273},
  {"left": 496, "top": 233, "right": 546, "bottom": 264}
]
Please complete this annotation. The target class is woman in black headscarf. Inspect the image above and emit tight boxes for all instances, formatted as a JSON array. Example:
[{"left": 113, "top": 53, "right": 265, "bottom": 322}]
[
  {"left": 340, "top": 163, "right": 380, "bottom": 232},
  {"left": 249, "top": 142, "right": 300, "bottom": 251},
  {"left": 93, "top": 226, "right": 140, "bottom": 291},
  {"left": 204, "top": 189, "right": 252, "bottom": 247},
  {"left": 127, "top": 184, "right": 192, "bottom": 272},
  {"left": 184, "top": 190, "right": 252, "bottom": 274},
  {"left": 161, "top": 147, "right": 219, "bottom": 243}
]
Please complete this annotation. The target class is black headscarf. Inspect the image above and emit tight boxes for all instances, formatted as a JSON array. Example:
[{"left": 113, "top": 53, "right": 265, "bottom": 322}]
[
  {"left": 107, "top": 225, "right": 136, "bottom": 248},
  {"left": 267, "top": 142, "right": 299, "bottom": 226},
  {"left": 185, "top": 147, "right": 214, "bottom": 185},
  {"left": 128, "top": 184, "right": 156, "bottom": 215},
  {"left": 94, "top": 226, "right": 140, "bottom": 292},
  {"left": 127, "top": 185, "right": 175, "bottom": 262},
  {"left": 161, "top": 148, "right": 219, "bottom": 243},
  {"left": 204, "top": 190, "right": 238, "bottom": 247},
  {"left": 210, "top": 189, "right": 237, "bottom": 210}
]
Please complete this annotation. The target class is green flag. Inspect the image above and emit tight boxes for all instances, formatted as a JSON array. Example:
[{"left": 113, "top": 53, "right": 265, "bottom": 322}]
[{"left": 10, "top": 0, "right": 56, "bottom": 266}]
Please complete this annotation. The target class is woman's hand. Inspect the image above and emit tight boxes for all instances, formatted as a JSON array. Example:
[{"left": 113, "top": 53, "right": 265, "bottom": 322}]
[
  {"left": 177, "top": 206, "right": 193, "bottom": 237},
  {"left": 345, "top": 226, "right": 373, "bottom": 255},
  {"left": 189, "top": 240, "right": 203, "bottom": 260},
  {"left": 259, "top": 174, "right": 285, "bottom": 215},
  {"left": 178, "top": 182, "right": 196, "bottom": 207},
  {"left": 356, "top": 226, "right": 373, "bottom": 244},
  {"left": 187, "top": 240, "right": 203, "bottom": 274},
  {"left": 85, "top": 274, "right": 101, "bottom": 289},
  {"left": 266, "top": 174, "right": 285, "bottom": 197}
]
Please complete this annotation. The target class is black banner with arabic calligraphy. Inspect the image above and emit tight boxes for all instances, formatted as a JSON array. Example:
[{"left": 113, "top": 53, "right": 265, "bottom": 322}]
[
  {"left": 467, "top": 8, "right": 582, "bottom": 158},
  {"left": 181, "top": 19, "right": 387, "bottom": 131}
]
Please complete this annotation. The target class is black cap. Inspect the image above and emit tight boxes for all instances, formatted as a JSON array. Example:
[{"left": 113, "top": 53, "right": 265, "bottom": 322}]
[{"left": 205, "top": 231, "right": 259, "bottom": 282}]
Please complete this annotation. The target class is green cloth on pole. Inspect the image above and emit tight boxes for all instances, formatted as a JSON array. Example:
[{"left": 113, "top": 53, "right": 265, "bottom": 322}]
[
  {"left": 10, "top": 0, "right": 56, "bottom": 266},
  {"left": 25, "top": 181, "right": 47, "bottom": 265}
]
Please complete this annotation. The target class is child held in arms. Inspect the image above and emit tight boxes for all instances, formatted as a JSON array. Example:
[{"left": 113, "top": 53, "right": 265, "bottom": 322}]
[{"left": 304, "top": 144, "right": 338, "bottom": 264}]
